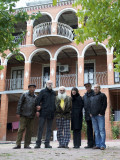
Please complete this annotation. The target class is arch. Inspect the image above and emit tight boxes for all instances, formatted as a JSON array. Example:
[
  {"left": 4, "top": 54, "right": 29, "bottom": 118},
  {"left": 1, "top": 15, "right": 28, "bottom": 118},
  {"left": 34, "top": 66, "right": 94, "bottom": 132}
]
[
  {"left": 0, "top": 57, "right": 2, "bottom": 65},
  {"left": 54, "top": 45, "right": 80, "bottom": 60},
  {"left": 55, "top": 8, "right": 77, "bottom": 22},
  {"left": 4, "top": 51, "right": 27, "bottom": 66},
  {"left": 81, "top": 42, "right": 109, "bottom": 57},
  {"left": 32, "top": 12, "right": 53, "bottom": 26},
  {"left": 28, "top": 48, "right": 52, "bottom": 63}
]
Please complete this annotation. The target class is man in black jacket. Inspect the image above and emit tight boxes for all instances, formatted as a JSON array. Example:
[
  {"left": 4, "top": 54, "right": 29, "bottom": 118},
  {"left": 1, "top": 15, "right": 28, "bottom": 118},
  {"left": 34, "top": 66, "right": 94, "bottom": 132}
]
[
  {"left": 34, "top": 80, "right": 56, "bottom": 149},
  {"left": 13, "top": 84, "right": 37, "bottom": 149},
  {"left": 83, "top": 82, "right": 94, "bottom": 148},
  {"left": 90, "top": 84, "right": 107, "bottom": 150}
]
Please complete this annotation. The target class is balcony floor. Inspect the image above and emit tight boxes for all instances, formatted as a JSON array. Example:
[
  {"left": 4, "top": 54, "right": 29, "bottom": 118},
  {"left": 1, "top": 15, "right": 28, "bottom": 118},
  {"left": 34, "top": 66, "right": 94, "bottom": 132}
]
[{"left": 34, "top": 35, "right": 72, "bottom": 47}]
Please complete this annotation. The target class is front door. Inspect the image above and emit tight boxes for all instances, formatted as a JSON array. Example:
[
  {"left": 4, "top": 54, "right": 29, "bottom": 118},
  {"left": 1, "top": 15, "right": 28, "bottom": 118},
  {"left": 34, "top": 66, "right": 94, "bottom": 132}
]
[
  {"left": 84, "top": 63, "right": 94, "bottom": 84},
  {"left": 43, "top": 67, "right": 50, "bottom": 87}
]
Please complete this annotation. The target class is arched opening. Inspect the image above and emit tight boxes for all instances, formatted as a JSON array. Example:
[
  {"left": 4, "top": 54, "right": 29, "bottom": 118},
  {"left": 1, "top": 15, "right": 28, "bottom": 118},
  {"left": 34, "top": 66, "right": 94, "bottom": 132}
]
[
  {"left": 30, "top": 51, "right": 50, "bottom": 88},
  {"left": 56, "top": 47, "right": 78, "bottom": 87},
  {"left": 13, "top": 21, "right": 27, "bottom": 45},
  {"left": 6, "top": 54, "right": 25, "bottom": 90},
  {"left": 84, "top": 44, "right": 107, "bottom": 85},
  {"left": 58, "top": 11, "right": 78, "bottom": 29}
]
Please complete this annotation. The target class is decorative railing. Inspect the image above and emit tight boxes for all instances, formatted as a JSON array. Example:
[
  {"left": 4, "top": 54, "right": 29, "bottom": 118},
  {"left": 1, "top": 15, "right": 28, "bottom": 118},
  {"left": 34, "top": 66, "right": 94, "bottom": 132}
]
[
  {"left": 84, "top": 71, "right": 108, "bottom": 85},
  {"left": 57, "top": 22, "right": 73, "bottom": 40},
  {"left": 33, "top": 22, "right": 52, "bottom": 41},
  {"left": 33, "top": 22, "right": 73, "bottom": 42},
  {"left": 56, "top": 74, "right": 77, "bottom": 87},
  {"left": 6, "top": 78, "right": 24, "bottom": 90},
  {"left": 30, "top": 76, "right": 50, "bottom": 89},
  {"left": 13, "top": 35, "right": 26, "bottom": 45}
]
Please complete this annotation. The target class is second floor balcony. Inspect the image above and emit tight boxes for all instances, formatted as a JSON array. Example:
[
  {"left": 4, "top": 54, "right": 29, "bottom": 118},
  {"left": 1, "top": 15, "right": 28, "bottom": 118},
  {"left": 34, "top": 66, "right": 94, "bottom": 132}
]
[{"left": 33, "top": 22, "right": 73, "bottom": 47}]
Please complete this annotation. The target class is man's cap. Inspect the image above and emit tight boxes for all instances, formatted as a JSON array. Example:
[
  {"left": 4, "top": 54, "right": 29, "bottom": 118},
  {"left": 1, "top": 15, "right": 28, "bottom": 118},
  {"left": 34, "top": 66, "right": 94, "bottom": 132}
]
[
  {"left": 84, "top": 82, "right": 91, "bottom": 86},
  {"left": 28, "top": 84, "right": 36, "bottom": 88}
]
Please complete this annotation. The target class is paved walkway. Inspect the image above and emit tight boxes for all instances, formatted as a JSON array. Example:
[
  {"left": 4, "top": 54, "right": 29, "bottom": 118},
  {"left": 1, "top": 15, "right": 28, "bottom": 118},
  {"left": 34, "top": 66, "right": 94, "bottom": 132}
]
[{"left": 0, "top": 140, "right": 120, "bottom": 160}]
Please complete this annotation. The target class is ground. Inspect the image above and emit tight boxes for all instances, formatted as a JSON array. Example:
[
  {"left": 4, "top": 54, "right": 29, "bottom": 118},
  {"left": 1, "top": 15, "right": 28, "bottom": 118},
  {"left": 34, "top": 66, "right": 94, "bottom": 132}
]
[{"left": 0, "top": 140, "right": 120, "bottom": 160}]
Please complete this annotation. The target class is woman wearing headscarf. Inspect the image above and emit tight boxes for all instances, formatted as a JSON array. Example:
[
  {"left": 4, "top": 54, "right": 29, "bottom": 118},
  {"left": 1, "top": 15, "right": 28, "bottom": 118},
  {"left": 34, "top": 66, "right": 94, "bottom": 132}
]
[{"left": 71, "top": 87, "right": 83, "bottom": 148}]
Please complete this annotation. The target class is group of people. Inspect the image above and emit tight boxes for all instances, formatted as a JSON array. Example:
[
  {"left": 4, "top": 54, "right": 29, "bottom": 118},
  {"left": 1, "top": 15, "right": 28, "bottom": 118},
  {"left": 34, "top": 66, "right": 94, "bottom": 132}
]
[{"left": 13, "top": 80, "right": 107, "bottom": 150}]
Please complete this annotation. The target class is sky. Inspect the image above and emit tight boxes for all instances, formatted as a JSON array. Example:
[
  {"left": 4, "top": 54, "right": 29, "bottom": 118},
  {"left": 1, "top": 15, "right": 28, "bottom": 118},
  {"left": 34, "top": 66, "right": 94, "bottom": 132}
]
[{"left": 15, "top": 0, "right": 27, "bottom": 8}]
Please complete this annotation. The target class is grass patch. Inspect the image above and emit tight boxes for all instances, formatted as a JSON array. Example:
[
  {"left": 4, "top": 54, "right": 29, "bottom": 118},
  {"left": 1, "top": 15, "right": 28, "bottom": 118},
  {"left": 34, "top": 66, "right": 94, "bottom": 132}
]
[{"left": 0, "top": 153, "right": 12, "bottom": 157}]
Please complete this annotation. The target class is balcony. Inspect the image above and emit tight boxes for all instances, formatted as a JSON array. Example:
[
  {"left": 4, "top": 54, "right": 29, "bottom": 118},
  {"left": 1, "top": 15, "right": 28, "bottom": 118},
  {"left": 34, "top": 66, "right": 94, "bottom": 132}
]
[
  {"left": 33, "top": 22, "right": 73, "bottom": 47},
  {"left": 6, "top": 78, "right": 24, "bottom": 91},
  {"left": 13, "top": 35, "right": 26, "bottom": 45}
]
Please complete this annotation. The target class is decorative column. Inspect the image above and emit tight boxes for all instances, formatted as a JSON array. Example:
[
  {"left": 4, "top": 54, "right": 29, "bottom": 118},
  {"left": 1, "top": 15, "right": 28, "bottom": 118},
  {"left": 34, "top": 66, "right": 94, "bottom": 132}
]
[
  {"left": 107, "top": 53, "right": 114, "bottom": 85},
  {"left": 26, "top": 20, "right": 33, "bottom": 45},
  {"left": 51, "top": 22, "right": 57, "bottom": 35},
  {"left": 23, "top": 62, "right": 31, "bottom": 90},
  {"left": 50, "top": 59, "right": 57, "bottom": 88},
  {"left": 78, "top": 57, "right": 84, "bottom": 87},
  {"left": 0, "top": 65, "right": 7, "bottom": 91},
  {"left": 0, "top": 94, "right": 8, "bottom": 140}
]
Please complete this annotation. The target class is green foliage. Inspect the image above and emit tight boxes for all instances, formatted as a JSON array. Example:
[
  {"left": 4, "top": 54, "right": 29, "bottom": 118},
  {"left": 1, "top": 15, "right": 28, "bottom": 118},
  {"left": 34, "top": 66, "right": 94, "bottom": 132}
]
[
  {"left": 0, "top": 0, "right": 41, "bottom": 67},
  {"left": 82, "top": 117, "right": 87, "bottom": 138},
  {"left": 73, "top": 0, "right": 120, "bottom": 72},
  {"left": 110, "top": 113, "right": 120, "bottom": 139}
]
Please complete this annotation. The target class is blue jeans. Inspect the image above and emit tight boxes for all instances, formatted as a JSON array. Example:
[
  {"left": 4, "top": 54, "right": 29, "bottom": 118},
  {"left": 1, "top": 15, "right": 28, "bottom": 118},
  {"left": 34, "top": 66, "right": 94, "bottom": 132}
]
[{"left": 91, "top": 115, "right": 106, "bottom": 148}]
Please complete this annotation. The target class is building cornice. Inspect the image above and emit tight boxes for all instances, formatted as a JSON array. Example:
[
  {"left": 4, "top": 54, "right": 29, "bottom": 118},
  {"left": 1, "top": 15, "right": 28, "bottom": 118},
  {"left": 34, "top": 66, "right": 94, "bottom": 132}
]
[{"left": 15, "top": 0, "right": 75, "bottom": 13}]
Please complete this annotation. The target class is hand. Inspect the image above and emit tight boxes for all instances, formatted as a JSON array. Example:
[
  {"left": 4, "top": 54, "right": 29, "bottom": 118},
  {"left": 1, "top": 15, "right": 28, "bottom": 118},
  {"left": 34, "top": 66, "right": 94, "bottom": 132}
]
[
  {"left": 16, "top": 114, "right": 20, "bottom": 118},
  {"left": 90, "top": 114, "right": 92, "bottom": 117},
  {"left": 36, "top": 112, "right": 40, "bottom": 117},
  {"left": 98, "top": 114, "right": 102, "bottom": 116},
  {"left": 36, "top": 106, "right": 41, "bottom": 111}
]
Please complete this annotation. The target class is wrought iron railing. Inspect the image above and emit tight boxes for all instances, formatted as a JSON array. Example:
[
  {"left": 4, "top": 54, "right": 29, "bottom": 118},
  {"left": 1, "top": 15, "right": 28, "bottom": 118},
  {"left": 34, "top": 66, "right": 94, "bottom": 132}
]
[
  {"left": 84, "top": 71, "right": 108, "bottom": 85},
  {"left": 33, "top": 22, "right": 52, "bottom": 41},
  {"left": 33, "top": 22, "right": 73, "bottom": 42},
  {"left": 56, "top": 74, "right": 77, "bottom": 87},
  {"left": 57, "top": 22, "right": 73, "bottom": 40},
  {"left": 6, "top": 78, "right": 24, "bottom": 90}
]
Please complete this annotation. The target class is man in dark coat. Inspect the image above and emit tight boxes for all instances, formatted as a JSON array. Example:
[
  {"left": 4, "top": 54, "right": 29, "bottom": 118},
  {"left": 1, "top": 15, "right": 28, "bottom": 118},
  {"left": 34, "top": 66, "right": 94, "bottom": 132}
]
[
  {"left": 34, "top": 80, "right": 56, "bottom": 148},
  {"left": 13, "top": 84, "right": 37, "bottom": 149},
  {"left": 55, "top": 86, "right": 72, "bottom": 148},
  {"left": 90, "top": 84, "right": 107, "bottom": 150},
  {"left": 83, "top": 82, "right": 94, "bottom": 148},
  {"left": 71, "top": 87, "right": 83, "bottom": 148}
]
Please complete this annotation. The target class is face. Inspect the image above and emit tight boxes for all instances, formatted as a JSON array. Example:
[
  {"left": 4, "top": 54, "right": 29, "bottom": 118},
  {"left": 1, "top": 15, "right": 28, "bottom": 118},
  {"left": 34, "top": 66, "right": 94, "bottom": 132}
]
[
  {"left": 28, "top": 86, "right": 36, "bottom": 93},
  {"left": 72, "top": 90, "right": 76, "bottom": 95},
  {"left": 46, "top": 81, "right": 53, "bottom": 89},
  {"left": 59, "top": 88, "right": 65, "bottom": 94},
  {"left": 85, "top": 84, "right": 91, "bottom": 92},
  {"left": 94, "top": 85, "right": 100, "bottom": 94}
]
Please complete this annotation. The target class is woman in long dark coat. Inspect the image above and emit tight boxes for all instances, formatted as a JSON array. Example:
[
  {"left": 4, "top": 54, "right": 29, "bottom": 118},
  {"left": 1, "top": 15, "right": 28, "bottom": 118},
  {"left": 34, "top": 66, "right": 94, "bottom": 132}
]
[{"left": 71, "top": 87, "right": 83, "bottom": 148}]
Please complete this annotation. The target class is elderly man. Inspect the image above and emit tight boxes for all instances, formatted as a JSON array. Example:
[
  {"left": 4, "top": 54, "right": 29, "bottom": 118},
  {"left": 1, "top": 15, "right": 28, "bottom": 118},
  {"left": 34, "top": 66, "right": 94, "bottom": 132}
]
[
  {"left": 34, "top": 80, "right": 56, "bottom": 148},
  {"left": 90, "top": 84, "right": 107, "bottom": 150},
  {"left": 55, "top": 86, "right": 72, "bottom": 148},
  {"left": 13, "top": 84, "right": 37, "bottom": 149},
  {"left": 83, "top": 82, "right": 95, "bottom": 148}
]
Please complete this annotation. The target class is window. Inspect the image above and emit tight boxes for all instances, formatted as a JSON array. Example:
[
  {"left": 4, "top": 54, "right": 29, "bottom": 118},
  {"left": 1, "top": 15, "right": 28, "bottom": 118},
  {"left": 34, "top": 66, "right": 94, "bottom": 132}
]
[
  {"left": 114, "top": 72, "right": 120, "bottom": 83},
  {"left": 84, "top": 63, "right": 94, "bottom": 84}
]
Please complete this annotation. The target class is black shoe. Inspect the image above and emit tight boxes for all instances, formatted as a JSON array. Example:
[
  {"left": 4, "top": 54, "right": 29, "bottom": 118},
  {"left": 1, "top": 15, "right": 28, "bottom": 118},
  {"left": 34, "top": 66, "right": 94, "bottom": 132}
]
[
  {"left": 34, "top": 145, "right": 40, "bottom": 149},
  {"left": 73, "top": 146, "right": 80, "bottom": 149},
  {"left": 24, "top": 146, "right": 31, "bottom": 149},
  {"left": 58, "top": 145, "right": 63, "bottom": 148},
  {"left": 13, "top": 146, "right": 21, "bottom": 149},
  {"left": 64, "top": 146, "right": 69, "bottom": 149},
  {"left": 45, "top": 145, "right": 52, "bottom": 148},
  {"left": 84, "top": 146, "right": 93, "bottom": 149}
]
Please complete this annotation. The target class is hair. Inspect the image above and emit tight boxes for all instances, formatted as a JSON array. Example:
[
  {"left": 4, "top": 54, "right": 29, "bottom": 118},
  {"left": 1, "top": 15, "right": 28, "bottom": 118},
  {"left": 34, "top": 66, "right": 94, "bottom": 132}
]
[
  {"left": 71, "top": 87, "right": 80, "bottom": 97},
  {"left": 59, "top": 86, "right": 66, "bottom": 91}
]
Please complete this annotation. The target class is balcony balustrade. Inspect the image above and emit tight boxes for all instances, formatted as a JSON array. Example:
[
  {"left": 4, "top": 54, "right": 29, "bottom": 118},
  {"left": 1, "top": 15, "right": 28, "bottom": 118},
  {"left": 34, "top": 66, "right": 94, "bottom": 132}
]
[
  {"left": 6, "top": 78, "right": 24, "bottom": 91},
  {"left": 33, "top": 22, "right": 73, "bottom": 46}
]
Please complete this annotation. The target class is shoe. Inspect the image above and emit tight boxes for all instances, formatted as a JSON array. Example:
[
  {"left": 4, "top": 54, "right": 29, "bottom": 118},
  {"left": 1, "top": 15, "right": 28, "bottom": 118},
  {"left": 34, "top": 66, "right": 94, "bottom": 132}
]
[
  {"left": 100, "top": 147, "right": 105, "bottom": 150},
  {"left": 24, "top": 146, "right": 31, "bottom": 149},
  {"left": 45, "top": 145, "right": 52, "bottom": 148},
  {"left": 13, "top": 145, "right": 21, "bottom": 149},
  {"left": 93, "top": 146, "right": 100, "bottom": 149},
  {"left": 34, "top": 145, "right": 40, "bottom": 149},
  {"left": 58, "top": 145, "right": 63, "bottom": 148},
  {"left": 84, "top": 146, "right": 93, "bottom": 149},
  {"left": 73, "top": 146, "right": 80, "bottom": 149},
  {"left": 64, "top": 146, "right": 69, "bottom": 149}
]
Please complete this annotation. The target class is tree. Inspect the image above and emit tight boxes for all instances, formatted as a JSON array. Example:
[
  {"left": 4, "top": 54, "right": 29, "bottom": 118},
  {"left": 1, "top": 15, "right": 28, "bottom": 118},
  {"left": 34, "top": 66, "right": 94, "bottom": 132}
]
[
  {"left": 73, "top": 0, "right": 120, "bottom": 72},
  {"left": 0, "top": 0, "right": 41, "bottom": 69}
]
